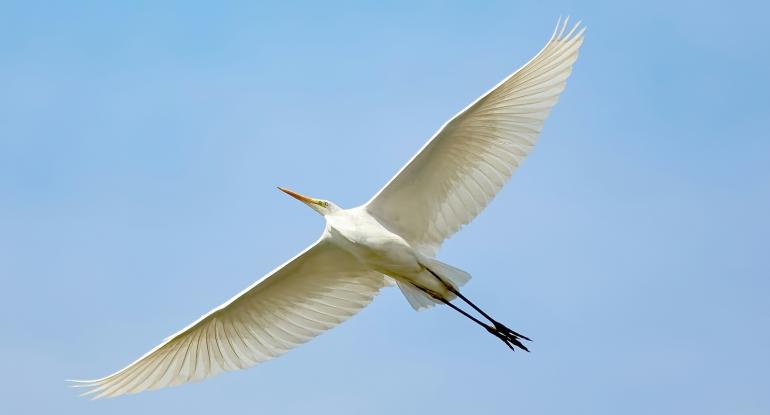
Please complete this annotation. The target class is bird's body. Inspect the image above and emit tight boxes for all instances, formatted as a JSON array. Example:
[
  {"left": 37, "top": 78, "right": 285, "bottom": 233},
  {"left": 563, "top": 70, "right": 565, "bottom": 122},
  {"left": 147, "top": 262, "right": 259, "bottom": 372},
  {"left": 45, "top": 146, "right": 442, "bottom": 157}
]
[
  {"left": 72, "top": 18, "right": 585, "bottom": 399},
  {"left": 327, "top": 207, "right": 422, "bottom": 277},
  {"left": 326, "top": 206, "right": 456, "bottom": 299}
]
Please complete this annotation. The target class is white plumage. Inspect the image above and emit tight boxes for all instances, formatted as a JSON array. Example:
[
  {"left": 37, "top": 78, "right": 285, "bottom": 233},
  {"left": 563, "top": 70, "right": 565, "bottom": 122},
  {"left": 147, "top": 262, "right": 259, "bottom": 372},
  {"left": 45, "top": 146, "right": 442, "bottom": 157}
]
[
  {"left": 367, "top": 19, "right": 585, "bottom": 253},
  {"left": 72, "top": 239, "right": 385, "bottom": 398},
  {"left": 72, "top": 18, "right": 584, "bottom": 399}
]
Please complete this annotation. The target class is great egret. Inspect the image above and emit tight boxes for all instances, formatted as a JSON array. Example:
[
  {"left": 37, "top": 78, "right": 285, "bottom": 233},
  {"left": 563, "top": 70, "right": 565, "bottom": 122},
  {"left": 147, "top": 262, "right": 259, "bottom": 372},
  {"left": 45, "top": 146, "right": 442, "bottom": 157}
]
[{"left": 72, "top": 18, "right": 584, "bottom": 399}]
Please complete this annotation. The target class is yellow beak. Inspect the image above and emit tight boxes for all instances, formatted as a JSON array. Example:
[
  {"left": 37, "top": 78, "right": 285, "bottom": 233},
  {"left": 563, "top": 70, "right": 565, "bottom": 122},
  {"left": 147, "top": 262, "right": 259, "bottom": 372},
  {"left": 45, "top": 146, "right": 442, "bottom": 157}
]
[{"left": 277, "top": 187, "right": 317, "bottom": 205}]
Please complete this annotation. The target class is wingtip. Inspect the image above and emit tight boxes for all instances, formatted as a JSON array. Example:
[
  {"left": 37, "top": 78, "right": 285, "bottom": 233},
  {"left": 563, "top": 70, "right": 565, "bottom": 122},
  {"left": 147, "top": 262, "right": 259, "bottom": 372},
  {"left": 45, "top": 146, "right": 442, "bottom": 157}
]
[
  {"left": 559, "top": 16, "right": 570, "bottom": 38},
  {"left": 80, "top": 385, "right": 106, "bottom": 399},
  {"left": 551, "top": 16, "right": 586, "bottom": 42},
  {"left": 66, "top": 378, "right": 109, "bottom": 399},
  {"left": 551, "top": 16, "right": 562, "bottom": 41}
]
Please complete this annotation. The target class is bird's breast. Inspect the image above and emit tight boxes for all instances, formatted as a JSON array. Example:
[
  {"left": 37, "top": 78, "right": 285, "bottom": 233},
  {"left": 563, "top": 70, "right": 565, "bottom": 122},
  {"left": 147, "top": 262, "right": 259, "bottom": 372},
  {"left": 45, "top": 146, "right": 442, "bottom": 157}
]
[{"left": 326, "top": 212, "right": 421, "bottom": 276}]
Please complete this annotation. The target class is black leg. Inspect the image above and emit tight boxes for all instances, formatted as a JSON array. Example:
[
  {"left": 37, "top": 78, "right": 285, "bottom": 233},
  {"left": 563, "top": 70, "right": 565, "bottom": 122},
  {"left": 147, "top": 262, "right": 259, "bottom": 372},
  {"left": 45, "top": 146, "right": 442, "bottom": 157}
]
[
  {"left": 449, "top": 288, "right": 531, "bottom": 342},
  {"left": 415, "top": 283, "right": 530, "bottom": 352},
  {"left": 422, "top": 268, "right": 531, "bottom": 350}
]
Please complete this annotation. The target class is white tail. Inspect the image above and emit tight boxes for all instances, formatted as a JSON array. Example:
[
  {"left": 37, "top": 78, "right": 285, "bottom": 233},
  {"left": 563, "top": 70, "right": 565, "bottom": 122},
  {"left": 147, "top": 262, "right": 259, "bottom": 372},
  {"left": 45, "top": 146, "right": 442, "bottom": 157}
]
[
  {"left": 397, "top": 280, "right": 437, "bottom": 310},
  {"left": 397, "top": 258, "right": 472, "bottom": 311},
  {"left": 422, "top": 257, "right": 472, "bottom": 289}
]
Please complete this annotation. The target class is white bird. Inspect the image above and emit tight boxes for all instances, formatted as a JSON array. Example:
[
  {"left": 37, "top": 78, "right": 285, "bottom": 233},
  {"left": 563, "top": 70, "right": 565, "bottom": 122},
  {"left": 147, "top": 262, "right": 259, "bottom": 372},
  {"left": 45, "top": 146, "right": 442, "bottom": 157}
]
[{"left": 72, "top": 18, "right": 585, "bottom": 399}]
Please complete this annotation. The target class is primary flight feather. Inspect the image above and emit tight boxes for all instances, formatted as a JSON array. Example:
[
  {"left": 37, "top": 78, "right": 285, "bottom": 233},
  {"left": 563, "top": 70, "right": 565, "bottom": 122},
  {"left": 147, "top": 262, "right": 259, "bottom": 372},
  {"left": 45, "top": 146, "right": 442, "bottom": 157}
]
[{"left": 72, "top": 18, "right": 585, "bottom": 399}]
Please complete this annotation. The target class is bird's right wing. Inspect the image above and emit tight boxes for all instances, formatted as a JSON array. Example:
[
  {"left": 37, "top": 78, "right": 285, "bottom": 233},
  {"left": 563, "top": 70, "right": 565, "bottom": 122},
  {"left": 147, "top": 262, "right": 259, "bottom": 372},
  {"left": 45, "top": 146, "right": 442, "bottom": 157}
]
[
  {"left": 71, "top": 238, "right": 386, "bottom": 399},
  {"left": 366, "top": 19, "right": 585, "bottom": 253}
]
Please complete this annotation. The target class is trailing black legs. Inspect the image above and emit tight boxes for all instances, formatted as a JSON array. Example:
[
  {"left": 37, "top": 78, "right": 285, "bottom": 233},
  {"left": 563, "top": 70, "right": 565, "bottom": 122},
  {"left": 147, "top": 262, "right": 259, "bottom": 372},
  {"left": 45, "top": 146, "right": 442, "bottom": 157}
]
[{"left": 422, "top": 267, "right": 531, "bottom": 352}]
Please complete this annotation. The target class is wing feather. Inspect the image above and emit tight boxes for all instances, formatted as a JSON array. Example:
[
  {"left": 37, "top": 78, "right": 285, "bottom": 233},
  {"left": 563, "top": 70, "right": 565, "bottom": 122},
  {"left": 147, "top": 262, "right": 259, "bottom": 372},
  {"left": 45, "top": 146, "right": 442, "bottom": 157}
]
[
  {"left": 72, "top": 238, "right": 386, "bottom": 398},
  {"left": 366, "top": 19, "right": 585, "bottom": 252}
]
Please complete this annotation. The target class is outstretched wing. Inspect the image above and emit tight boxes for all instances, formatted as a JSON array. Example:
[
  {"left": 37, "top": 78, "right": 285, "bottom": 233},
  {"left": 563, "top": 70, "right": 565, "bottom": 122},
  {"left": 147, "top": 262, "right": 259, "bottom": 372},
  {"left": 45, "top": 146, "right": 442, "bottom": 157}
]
[
  {"left": 366, "top": 19, "right": 585, "bottom": 253},
  {"left": 72, "top": 238, "right": 386, "bottom": 399}
]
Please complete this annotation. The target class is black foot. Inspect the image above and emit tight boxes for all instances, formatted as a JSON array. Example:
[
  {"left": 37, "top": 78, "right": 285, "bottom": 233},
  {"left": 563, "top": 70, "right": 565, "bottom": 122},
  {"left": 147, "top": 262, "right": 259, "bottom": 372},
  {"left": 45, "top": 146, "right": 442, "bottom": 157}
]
[{"left": 486, "top": 321, "right": 531, "bottom": 352}]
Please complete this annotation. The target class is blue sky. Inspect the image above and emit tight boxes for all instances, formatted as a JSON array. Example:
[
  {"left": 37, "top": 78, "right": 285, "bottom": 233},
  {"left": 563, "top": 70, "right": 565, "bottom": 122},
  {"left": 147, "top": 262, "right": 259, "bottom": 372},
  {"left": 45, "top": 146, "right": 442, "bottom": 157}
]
[{"left": 2, "top": 1, "right": 769, "bottom": 414}]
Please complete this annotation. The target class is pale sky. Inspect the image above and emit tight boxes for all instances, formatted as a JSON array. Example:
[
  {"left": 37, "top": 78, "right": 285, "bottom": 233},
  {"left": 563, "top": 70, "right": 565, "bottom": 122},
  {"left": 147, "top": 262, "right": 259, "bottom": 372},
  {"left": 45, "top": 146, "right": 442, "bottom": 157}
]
[{"left": 2, "top": 1, "right": 769, "bottom": 414}]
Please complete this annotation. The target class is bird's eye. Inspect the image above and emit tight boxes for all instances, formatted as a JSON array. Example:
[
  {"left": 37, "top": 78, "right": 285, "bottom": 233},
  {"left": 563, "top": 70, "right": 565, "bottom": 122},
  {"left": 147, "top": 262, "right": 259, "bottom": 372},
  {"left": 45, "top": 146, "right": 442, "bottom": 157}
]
[{"left": 319, "top": 201, "right": 328, "bottom": 208}]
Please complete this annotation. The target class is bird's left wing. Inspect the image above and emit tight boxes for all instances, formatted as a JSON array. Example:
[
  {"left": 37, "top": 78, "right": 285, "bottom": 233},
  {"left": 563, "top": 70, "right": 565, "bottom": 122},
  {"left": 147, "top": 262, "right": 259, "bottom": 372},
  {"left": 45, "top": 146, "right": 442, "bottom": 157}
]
[
  {"left": 71, "top": 238, "right": 386, "bottom": 399},
  {"left": 365, "top": 19, "right": 585, "bottom": 254}
]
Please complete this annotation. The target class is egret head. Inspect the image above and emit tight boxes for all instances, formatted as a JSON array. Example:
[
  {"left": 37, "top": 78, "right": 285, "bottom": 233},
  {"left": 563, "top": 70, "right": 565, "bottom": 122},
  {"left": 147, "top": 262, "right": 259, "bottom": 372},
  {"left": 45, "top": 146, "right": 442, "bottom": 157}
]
[{"left": 278, "top": 187, "right": 340, "bottom": 216}]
